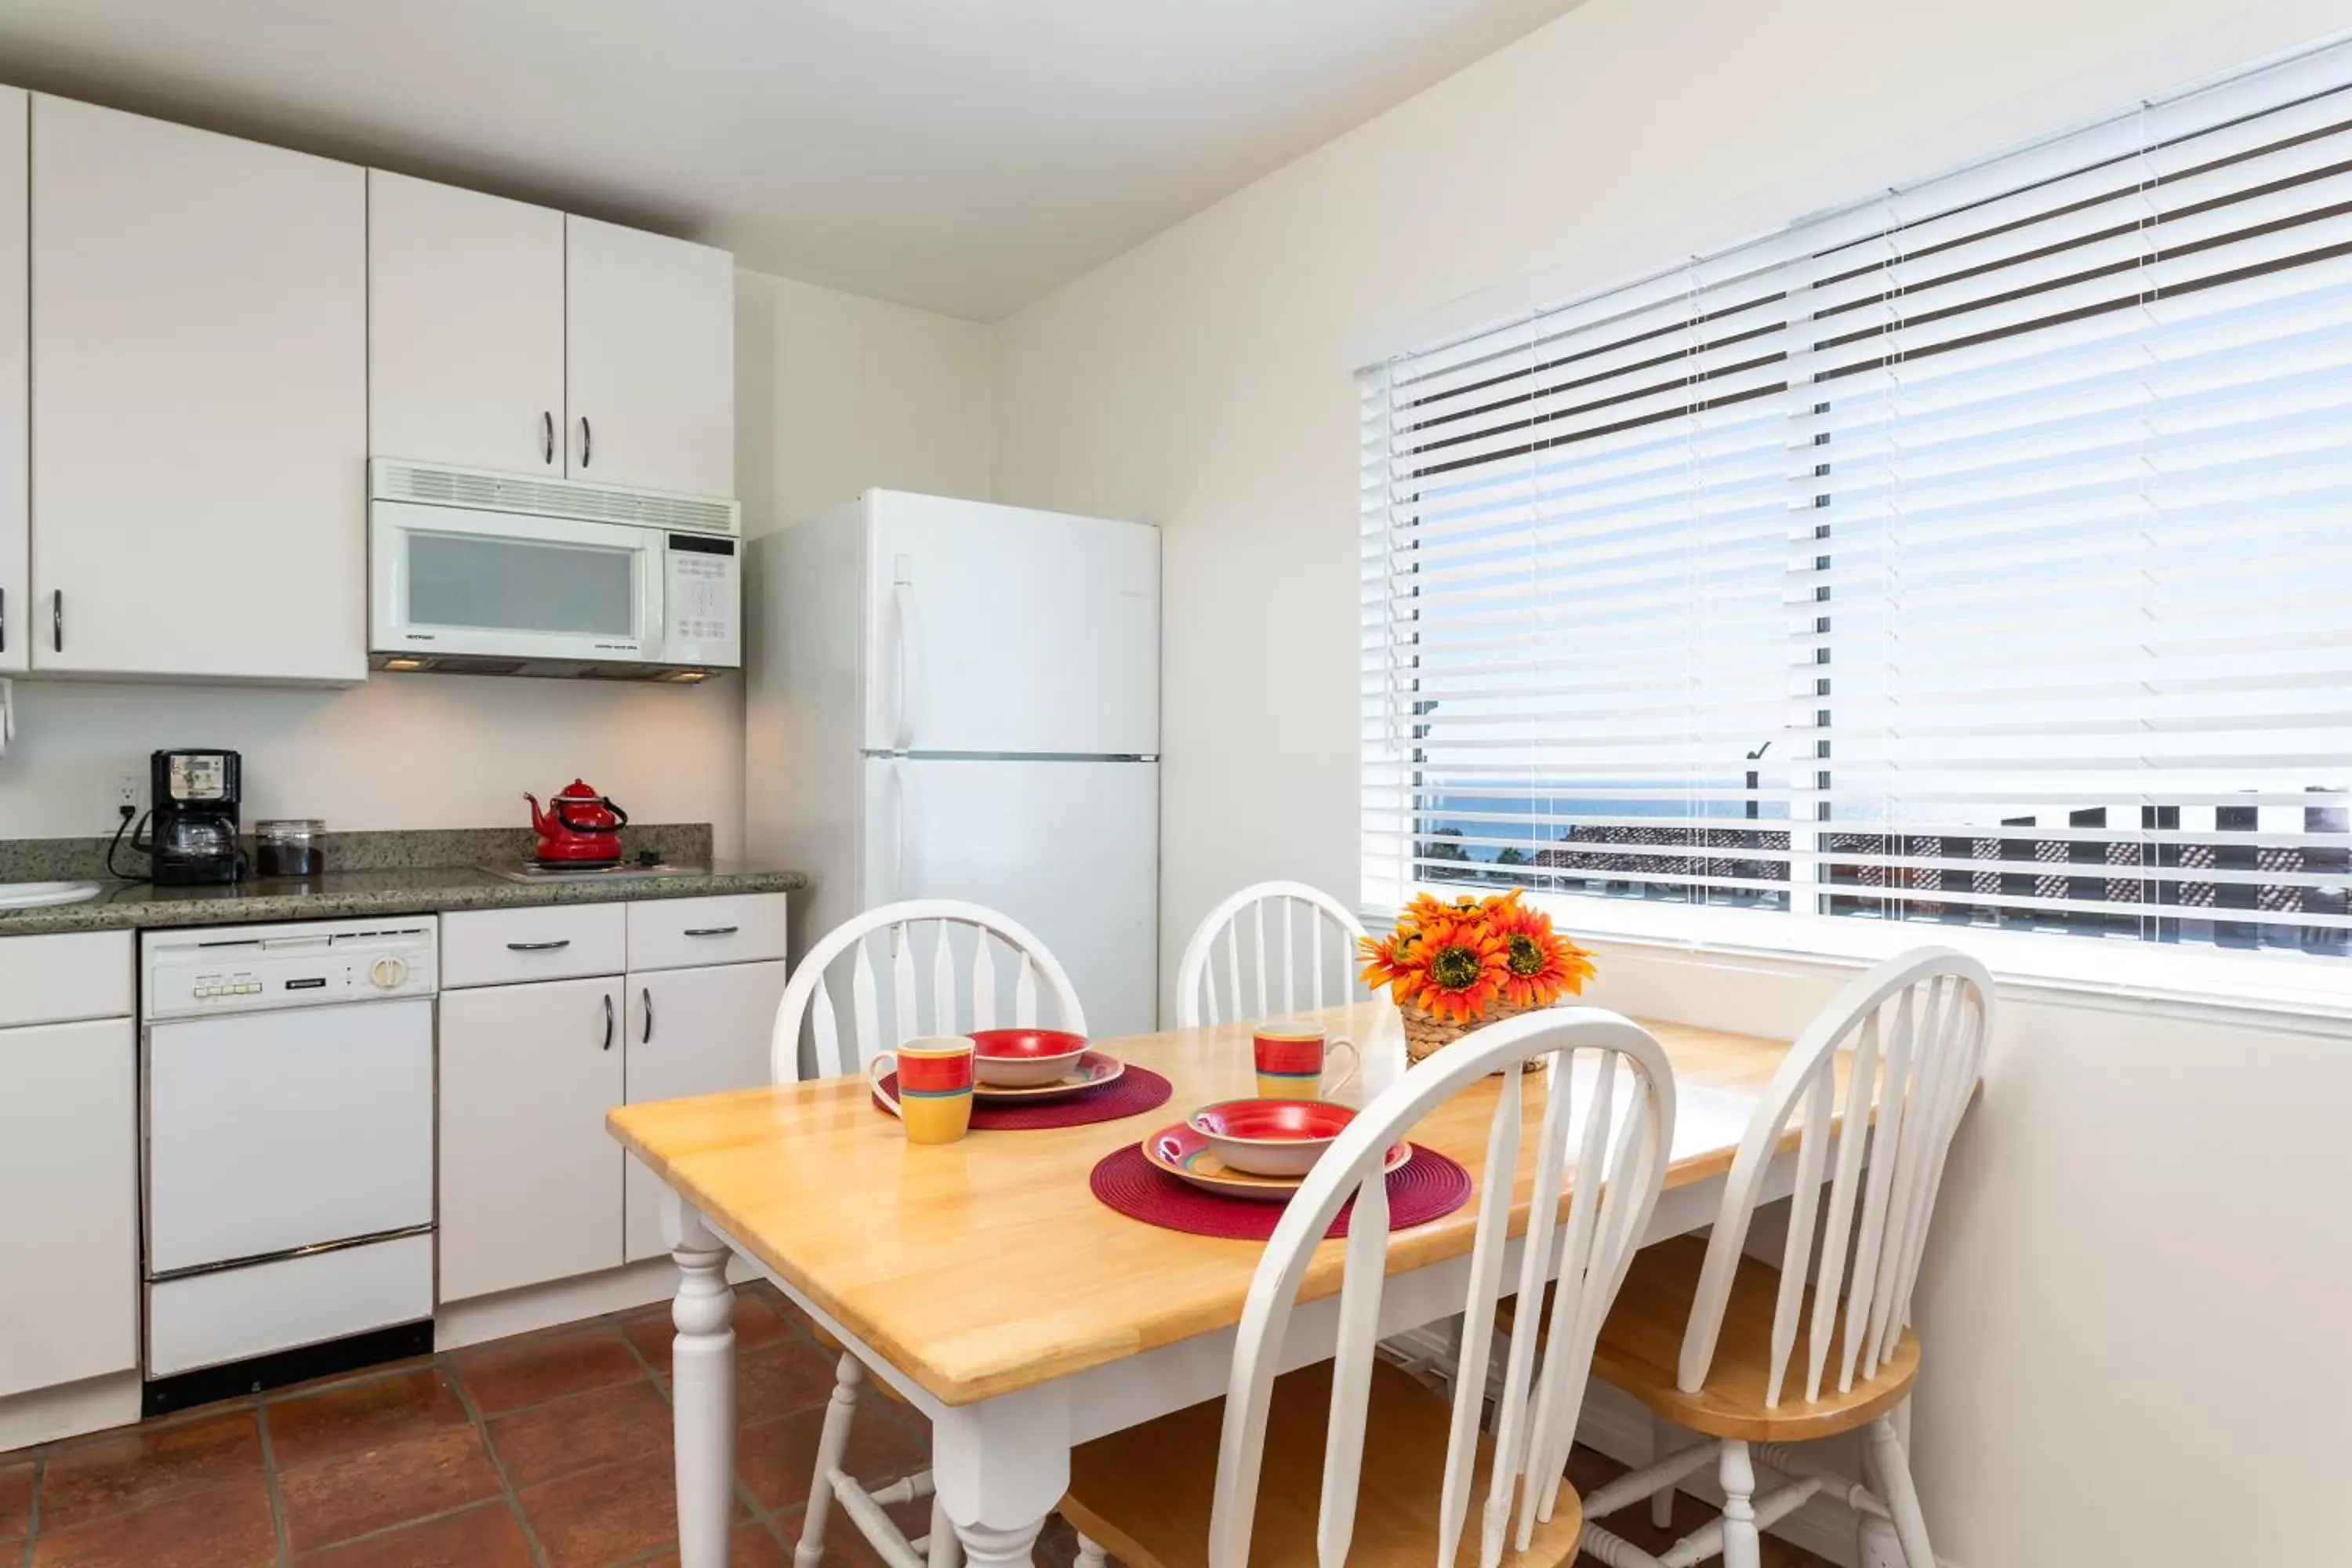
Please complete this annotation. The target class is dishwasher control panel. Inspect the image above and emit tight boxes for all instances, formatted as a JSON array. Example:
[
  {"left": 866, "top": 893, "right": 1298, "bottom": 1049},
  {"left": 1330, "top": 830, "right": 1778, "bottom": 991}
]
[{"left": 142, "top": 917, "right": 439, "bottom": 1019}]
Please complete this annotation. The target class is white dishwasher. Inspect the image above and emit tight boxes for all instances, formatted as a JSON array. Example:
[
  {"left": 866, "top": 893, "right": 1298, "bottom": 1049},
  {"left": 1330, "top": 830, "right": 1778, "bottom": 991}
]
[{"left": 141, "top": 916, "right": 437, "bottom": 1411}]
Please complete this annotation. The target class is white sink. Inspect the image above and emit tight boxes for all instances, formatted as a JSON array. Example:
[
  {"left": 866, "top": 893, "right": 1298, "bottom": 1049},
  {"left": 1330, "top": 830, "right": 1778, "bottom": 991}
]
[{"left": 0, "top": 881, "right": 103, "bottom": 910}]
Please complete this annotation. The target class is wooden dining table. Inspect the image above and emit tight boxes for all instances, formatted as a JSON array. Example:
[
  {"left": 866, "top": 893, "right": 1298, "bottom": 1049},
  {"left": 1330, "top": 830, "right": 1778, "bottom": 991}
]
[{"left": 606, "top": 998, "right": 1806, "bottom": 1567}]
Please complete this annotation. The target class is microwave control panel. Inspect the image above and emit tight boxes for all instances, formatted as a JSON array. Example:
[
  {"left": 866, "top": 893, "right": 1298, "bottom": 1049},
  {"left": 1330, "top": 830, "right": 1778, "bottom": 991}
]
[{"left": 664, "top": 533, "right": 741, "bottom": 666}]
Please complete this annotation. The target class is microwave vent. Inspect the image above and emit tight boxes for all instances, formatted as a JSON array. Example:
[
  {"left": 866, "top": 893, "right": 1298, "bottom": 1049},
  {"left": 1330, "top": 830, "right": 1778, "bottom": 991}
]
[{"left": 371, "top": 460, "right": 739, "bottom": 535}]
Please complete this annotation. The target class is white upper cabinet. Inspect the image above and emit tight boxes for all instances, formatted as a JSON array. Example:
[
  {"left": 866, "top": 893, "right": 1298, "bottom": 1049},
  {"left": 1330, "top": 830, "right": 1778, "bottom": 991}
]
[
  {"left": 564, "top": 215, "right": 734, "bottom": 497},
  {"left": 31, "top": 97, "right": 365, "bottom": 683},
  {"left": 368, "top": 171, "right": 566, "bottom": 476},
  {"left": 0, "top": 87, "right": 25, "bottom": 677}
]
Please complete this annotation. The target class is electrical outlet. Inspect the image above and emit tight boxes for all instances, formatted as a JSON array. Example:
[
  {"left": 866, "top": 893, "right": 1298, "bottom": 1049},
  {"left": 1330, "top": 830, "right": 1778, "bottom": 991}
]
[{"left": 115, "top": 772, "right": 144, "bottom": 818}]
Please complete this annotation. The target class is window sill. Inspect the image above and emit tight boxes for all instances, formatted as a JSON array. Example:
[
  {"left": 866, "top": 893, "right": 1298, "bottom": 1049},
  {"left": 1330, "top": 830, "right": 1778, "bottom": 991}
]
[{"left": 1366, "top": 890, "right": 2352, "bottom": 1036}]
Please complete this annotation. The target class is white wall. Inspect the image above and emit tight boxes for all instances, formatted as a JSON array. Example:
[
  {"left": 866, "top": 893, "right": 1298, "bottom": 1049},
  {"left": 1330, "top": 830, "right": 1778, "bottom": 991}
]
[
  {"left": 989, "top": 2, "right": 2352, "bottom": 1563},
  {"left": 734, "top": 268, "right": 993, "bottom": 538},
  {"left": 0, "top": 266, "right": 993, "bottom": 849},
  {"left": 0, "top": 673, "right": 746, "bottom": 847}
]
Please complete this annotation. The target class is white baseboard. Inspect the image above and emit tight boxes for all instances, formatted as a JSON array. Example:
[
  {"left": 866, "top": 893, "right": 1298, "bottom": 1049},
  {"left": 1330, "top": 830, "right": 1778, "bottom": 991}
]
[
  {"left": 0, "top": 1371, "right": 141, "bottom": 1450},
  {"left": 432, "top": 1254, "right": 760, "bottom": 1351}
]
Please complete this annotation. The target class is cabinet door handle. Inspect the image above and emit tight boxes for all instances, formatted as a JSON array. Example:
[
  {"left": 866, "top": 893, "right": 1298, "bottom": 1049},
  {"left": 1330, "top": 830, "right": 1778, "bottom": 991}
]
[
  {"left": 1, "top": 586, "right": 7, "bottom": 654},
  {"left": 52, "top": 590, "right": 62, "bottom": 654},
  {"left": 506, "top": 938, "right": 572, "bottom": 952},
  {"left": 579, "top": 416, "right": 592, "bottom": 469},
  {"left": 601, "top": 992, "right": 615, "bottom": 1051},
  {"left": 683, "top": 926, "right": 739, "bottom": 938},
  {"left": 542, "top": 410, "right": 555, "bottom": 466},
  {"left": 641, "top": 986, "right": 654, "bottom": 1044}
]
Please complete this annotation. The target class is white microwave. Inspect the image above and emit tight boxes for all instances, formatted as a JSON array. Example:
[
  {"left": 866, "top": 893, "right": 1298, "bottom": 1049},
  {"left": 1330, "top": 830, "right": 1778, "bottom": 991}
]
[{"left": 368, "top": 460, "right": 741, "bottom": 680}]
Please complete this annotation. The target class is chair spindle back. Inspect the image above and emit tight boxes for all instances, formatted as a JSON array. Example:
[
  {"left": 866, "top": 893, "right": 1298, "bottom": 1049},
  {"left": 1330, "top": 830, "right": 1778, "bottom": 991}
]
[
  {"left": 1208, "top": 1008, "right": 1676, "bottom": 1568},
  {"left": 769, "top": 898, "right": 1087, "bottom": 1083},
  {"left": 1175, "top": 880, "right": 1368, "bottom": 1028},
  {"left": 1676, "top": 946, "right": 1993, "bottom": 1406}
]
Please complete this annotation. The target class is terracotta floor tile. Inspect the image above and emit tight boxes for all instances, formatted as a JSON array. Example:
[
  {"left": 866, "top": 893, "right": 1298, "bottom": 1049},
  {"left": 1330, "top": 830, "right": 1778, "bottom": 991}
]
[
  {"left": 265, "top": 1356, "right": 435, "bottom": 1406},
  {"left": 453, "top": 1323, "right": 647, "bottom": 1415},
  {"left": 517, "top": 1449, "right": 742, "bottom": 1568},
  {"left": 27, "top": 1475, "right": 276, "bottom": 1568},
  {"left": 774, "top": 1501, "right": 933, "bottom": 1567},
  {"left": 733, "top": 1402, "right": 926, "bottom": 1515},
  {"left": 35, "top": 1408, "right": 264, "bottom": 1532},
  {"left": 734, "top": 1339, "right": 843, "bottom": 1424},
  {"left": 623, "top": 1289, "right": 791, "bottom": 1377},
  {"left": 263, "top": 1367, "right": 470, "bottom": 1471},
  {"left": 0, "top": 1456, "right": 34, "bottom": 1542},
  {"left": 276, "top": 1423, "right": 503, "bottom": 1553},
  {"left": 291, "top": 1498, "right": 535, "bottom": 1566},
  {"left": 639, "top": 1518, "right": 793, "bottom": 1566},
  {"left": 1563, "top": 1446, "right": 1831, "bottom": 1566},
  {"left": 485, "top": 1377, "right": 673, "bottom": 1490},
  {"left": 742, "top": 1279, "right": 822, "bottom": 1339}
]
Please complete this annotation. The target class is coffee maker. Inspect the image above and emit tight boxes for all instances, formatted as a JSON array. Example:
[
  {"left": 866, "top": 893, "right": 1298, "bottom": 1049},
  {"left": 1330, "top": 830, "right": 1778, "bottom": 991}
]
[{"left": 144, "top": 749, "right": 244, "bottom": 885}]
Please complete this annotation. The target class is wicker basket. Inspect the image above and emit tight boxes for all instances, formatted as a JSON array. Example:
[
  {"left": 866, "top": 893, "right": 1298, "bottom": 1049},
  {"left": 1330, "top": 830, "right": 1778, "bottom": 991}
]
[{"left": 1399, "top": 996, "right": 1543, "bottom": 1065}]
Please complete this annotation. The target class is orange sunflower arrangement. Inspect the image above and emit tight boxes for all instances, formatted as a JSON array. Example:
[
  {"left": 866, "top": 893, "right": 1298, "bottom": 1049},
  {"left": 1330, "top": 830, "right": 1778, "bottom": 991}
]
[{"left": 1358, "top": 889, "right": 1597, "bottom": 1062}]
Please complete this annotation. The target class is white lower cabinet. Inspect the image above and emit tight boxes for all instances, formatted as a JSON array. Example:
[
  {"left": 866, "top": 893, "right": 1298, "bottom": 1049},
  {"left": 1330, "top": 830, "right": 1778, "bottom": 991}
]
[
  {"left": 437, "top": 975, "right": 626, "bottom": 1302},
  {"left": 621, "top": 959, "right": 789, "bottom": 1261},
  {"left": 0, "top": 1017, "right": 137, "bottom": 1397},
  {"left": 436, "top": 892, "right": 787, "bottom": 1303}
]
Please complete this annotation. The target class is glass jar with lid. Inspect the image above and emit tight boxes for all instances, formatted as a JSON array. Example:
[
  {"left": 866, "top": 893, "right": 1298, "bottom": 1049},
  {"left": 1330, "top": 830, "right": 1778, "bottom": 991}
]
[{"left": 254, "top": 819, "right": 325, "bottom": 879}]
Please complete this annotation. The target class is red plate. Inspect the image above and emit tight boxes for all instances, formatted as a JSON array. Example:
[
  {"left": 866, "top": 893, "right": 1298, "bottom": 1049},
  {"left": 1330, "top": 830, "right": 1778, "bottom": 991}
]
[
  {"left": 1142, "top": 1121, "right": 1407, "bottom": 1203},
  {"left": 1188, "top": 1098, "right": 1356, "bottom": 1177},
  {"left": 971, "top": 1050, "right": 1127, "bottom": 1102}
]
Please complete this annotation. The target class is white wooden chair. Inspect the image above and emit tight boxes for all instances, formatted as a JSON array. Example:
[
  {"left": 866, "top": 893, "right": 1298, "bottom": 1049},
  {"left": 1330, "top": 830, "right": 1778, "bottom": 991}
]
[
  {"left": 1573, "top": 946, "right": 1992, "bottom": 1568},
  {"left": 1174, "top": 880, "right": 1367, "bottom": 1028},
  {"left": 1060, "top": 1007, "right": 1678, "bottom": 1568},
  {"left": 769, "top": 899, "right": 1087, "bottom": 1568}
]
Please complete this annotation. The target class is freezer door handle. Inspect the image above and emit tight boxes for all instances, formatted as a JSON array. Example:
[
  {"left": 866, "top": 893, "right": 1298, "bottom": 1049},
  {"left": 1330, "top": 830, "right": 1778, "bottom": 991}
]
[{"left": 891, "top": 577, "right": 916, "bottom": 752}]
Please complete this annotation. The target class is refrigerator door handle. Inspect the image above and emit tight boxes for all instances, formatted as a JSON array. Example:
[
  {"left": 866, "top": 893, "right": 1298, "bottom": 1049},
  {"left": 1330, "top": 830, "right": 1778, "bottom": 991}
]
[
  {"left": 891, "top": 757, "right": 913, "bottom": 900},
  {"left": 891, "top": 579, "right": 916, "bottom": 752}
]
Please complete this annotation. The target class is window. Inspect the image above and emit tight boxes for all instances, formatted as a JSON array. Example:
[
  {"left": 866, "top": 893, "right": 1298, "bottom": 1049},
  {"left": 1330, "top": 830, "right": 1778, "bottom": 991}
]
[{"left": 1362, "top": 37, "right": 2352, "bottom": 959}]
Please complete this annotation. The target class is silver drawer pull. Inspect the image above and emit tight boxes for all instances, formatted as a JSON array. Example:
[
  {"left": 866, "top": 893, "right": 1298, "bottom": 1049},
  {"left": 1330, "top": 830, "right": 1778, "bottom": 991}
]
[
  {"left": 683, "top": 926, "right": 739, "bottom": 938},
  {"left": 506, "top": 938, "right": 572, "bottom": 952}
]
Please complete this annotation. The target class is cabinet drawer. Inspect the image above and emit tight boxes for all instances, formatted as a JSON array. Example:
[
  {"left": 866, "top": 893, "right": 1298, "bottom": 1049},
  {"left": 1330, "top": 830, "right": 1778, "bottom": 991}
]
[
  {"left": 0, "top": 930, "right": 133, "bottom": 1027},
  {"left": 626, "top": 894, "right": 789, "bottom": 972},
  {"left": 441, "top": 904, "right": 626, "bottom": 989}
]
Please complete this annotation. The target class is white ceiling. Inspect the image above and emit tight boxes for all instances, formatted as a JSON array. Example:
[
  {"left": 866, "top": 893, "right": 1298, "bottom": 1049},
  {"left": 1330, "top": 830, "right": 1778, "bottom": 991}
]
[{"left": 0, "top": 0, "right": 1581, "bottom": 321}]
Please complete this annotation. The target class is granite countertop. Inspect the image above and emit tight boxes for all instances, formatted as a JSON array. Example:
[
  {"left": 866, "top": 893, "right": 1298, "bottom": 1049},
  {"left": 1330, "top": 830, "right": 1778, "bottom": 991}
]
[{"left": 0, "top": 825, "right": 806, "bottom": 938}]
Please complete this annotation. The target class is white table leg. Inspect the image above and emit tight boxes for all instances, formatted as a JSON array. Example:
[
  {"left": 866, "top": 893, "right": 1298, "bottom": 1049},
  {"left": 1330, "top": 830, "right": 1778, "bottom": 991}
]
[
  {"left": 667, "top": 1195, "right": 737, "bottom": 1568},
  {"left": 932, "top": 1385, "right": 1071, "bottom": 1568}
]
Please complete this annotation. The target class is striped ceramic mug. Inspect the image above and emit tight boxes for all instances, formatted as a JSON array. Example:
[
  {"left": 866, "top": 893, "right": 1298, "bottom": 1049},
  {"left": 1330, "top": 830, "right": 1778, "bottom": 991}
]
[
  {"left": 868, "top": 1036, "right": 976, "bottom": 1145},
  {"left": 1252, "top": 1022, "right": 1360, "bottom": 1102}
]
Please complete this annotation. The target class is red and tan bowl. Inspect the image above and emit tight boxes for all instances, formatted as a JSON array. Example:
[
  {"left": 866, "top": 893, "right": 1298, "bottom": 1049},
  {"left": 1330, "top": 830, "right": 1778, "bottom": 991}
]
[
  {"left": 1145, "top": 1121, "right": 1408, "bottom": 1203},
  {"left": 1186, "top": 1098, "right": 1356, "bottom": 1178},
  {"left": 967, "top": 1027, "right": 1090, "bottom": 1088}
]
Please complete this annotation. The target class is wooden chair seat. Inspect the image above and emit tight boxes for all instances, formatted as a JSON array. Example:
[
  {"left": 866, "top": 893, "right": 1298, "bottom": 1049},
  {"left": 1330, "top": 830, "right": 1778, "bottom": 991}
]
[
  {"left": 810, "top": 1322, "right": 913, "bottom": 1405},
  {"left": 1061, "top": 1359, "right": 1584, "bottom": 1568},
  {"left": 1592, "top": 1233, "right": 1919, "bottom": 1444}
]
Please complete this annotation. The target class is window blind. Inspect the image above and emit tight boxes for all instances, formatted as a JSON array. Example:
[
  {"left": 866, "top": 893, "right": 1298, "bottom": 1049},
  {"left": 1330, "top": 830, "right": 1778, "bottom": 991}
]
[{"left": 1363, "top": 36, "right": 2352, "bottom": 955}]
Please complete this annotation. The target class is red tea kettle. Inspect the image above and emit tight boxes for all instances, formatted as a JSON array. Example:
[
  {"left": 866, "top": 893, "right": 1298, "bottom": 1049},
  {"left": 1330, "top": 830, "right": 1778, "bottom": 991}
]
[{"left": 525, "top": 780, "right": 630, "bottom": 866}]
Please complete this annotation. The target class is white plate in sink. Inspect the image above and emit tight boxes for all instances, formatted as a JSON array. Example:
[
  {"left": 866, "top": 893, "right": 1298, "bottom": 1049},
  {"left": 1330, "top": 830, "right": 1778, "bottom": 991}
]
[{"left": 0, "top": 881, "right": 103, "bottom": 910}]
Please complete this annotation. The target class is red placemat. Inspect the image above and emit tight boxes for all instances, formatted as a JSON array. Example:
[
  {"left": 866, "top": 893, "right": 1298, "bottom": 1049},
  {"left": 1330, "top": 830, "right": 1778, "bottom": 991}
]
[
  {"left": 873, "top": 1065, "right": 1173, "bottom": 1131},
  {"left": 1089, "top": 1142, "right": 1472, "bottom": 1240}
]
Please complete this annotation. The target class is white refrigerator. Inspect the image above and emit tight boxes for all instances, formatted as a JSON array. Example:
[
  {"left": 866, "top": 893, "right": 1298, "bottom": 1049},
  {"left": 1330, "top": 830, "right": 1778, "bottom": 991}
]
[{"left": 746, "top": 490, "right": 1160, "bottom": 1043}]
